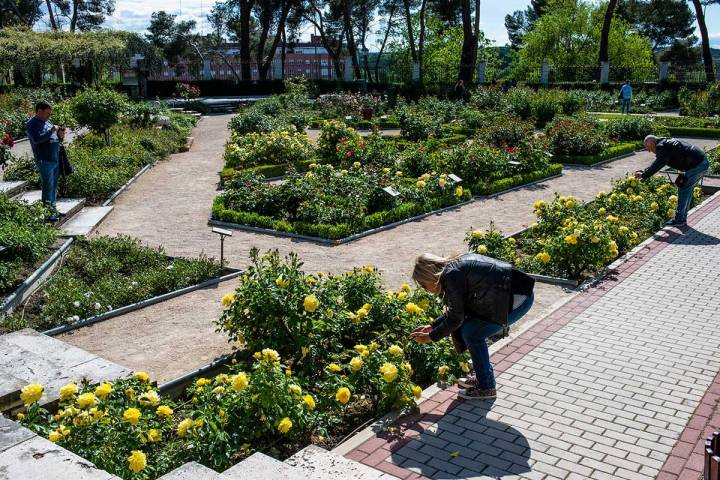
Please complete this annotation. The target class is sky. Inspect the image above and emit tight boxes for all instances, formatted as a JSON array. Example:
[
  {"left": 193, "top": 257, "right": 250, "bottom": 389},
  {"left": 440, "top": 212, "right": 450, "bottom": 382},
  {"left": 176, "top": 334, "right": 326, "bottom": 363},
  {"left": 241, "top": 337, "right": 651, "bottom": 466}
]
[{"left": 103, "top": 0, "right": 720, "bottom": 49}]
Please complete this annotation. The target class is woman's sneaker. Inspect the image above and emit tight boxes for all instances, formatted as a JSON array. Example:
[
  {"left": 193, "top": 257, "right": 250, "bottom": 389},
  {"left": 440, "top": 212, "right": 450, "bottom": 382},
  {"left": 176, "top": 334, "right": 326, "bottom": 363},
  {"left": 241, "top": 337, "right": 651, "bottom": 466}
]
[
  {"left": 457, "top": 374, "right": 477, "bottom": 389},
  {"left": 457, "top": 387, "right": 497, "bottom": 400}
]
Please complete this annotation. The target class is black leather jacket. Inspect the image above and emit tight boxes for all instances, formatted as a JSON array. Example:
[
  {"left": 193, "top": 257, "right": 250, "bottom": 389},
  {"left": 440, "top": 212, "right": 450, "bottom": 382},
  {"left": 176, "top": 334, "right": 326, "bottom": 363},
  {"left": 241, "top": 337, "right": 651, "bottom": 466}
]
[
  {"left": 429, "top": 253, "right": 535, "bottom": 342},
  {"left": 641, "top": 138, "right": 707, "bottom": 179}
]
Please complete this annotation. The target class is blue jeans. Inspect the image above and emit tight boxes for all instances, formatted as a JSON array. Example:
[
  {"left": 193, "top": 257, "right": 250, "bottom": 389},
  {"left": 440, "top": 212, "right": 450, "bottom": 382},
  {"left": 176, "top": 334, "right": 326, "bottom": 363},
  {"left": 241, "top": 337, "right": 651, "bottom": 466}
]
[
  {"left": 35, "top": 144, "right": 60, "bottom": 207},
  {"left": 621, "top": 99, "right": 631, "bottom": 114},
  {"left": 461, "top": 293, "right": 535, "bottom": 390},
  {"left": 675, "top": 157, "right": 709, "bottom": 223}
]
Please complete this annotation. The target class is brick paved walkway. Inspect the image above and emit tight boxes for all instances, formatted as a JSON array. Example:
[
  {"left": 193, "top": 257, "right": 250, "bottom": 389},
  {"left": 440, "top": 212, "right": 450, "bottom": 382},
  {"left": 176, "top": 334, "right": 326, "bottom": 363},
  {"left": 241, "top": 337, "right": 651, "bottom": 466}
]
[{"left": 344, "top": 193, "right": 720, "bottom": 480}]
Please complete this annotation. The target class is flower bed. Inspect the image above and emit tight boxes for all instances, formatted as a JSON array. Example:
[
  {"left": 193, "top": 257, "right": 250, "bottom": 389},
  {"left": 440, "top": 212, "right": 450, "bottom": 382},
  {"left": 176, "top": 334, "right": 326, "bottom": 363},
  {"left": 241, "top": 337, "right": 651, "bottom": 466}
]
[
  {"left": 466, "top": 176, "right": 699, "bottom": 281},
  {"left": 553, "top": 142, "right": 640, "bottom": 166},
  {"left": 1, "top": 235, "right": 222, "bottom": 333},
  {"left": 0, "top": 194, "right": 58, "bottom": 297},
  {"left": 212, "top": 164, "right": 471, "bottom": 242},
  {"left": 17, "top": 249, "right": 468, "bottom": 479},
  {"left": 4, "top": 113, "right": 194, "bottom": 204}
]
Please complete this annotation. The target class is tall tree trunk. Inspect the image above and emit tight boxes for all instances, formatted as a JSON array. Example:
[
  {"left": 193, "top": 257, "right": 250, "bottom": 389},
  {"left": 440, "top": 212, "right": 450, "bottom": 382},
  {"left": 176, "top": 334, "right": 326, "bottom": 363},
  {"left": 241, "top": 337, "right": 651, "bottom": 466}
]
[
  {"left": 401, "top": 0, "right": 418, "bottom": 75},
  {"left": 598, "top": 0, "right": 616, "bottom": 81},
  {"left": 472, "top": 0, "right": 480, "bottom": 68},
  {"left": 240, "top": 0, "right": 255, "bottom": 80},
  {"left": 70, "top": 0, "right": 78, "bottom": 31},
  {"left": 458, "top": 0, "right": 475, "bottom": 82},
  {"left": 343, "top": 0, "right": 361, "bottom": 79},
  {"left": 259, "top": 0, "right": 292, "bottom": 80},
  {"left": 375, "top": 4, "right": 396, "bottom": 83},
  {"left": 45, "top": 0, "right": 58, "bottom": 29},
  {"left": 418, "top": 0, "right": 427, "bottom": 82},
  {"left": 691, "top": 0, "right": 715, "bottom": 82}
]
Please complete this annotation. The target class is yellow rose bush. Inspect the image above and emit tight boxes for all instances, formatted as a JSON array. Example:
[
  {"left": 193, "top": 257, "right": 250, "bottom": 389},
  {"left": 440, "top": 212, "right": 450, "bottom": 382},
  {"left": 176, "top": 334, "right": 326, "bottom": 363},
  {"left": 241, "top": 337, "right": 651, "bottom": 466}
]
[
  {"left": 224, "top": 130, "right": 314, "bottom": 169},
  {"left": 465, "top": 177, "right": 704, "bottom": 280}
]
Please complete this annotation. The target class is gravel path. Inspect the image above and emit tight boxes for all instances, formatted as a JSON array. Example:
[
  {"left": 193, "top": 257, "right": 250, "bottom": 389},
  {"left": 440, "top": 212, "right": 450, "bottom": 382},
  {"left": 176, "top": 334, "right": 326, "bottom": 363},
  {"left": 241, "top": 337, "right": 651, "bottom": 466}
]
[{"left": 58, "top": 114, "right": 718, "bottom": 379}]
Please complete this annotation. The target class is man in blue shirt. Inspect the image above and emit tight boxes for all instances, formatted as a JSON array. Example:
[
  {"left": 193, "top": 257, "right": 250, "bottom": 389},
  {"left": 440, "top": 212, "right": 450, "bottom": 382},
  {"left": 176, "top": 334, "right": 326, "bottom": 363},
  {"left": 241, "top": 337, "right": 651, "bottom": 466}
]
[
  {"left": 25, "top": 101, "right": 65, "bottom": 221},
  {"left": 619, "top": 80, "right": 632, "bottom": 115}
]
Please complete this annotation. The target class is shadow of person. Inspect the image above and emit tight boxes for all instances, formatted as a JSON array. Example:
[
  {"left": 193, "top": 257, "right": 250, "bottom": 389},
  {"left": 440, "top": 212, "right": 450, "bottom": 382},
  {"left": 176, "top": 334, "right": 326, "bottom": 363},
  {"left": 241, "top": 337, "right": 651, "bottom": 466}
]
[
  {"left": 673, "top": 225, "right": 720, "bottom": 246},
  {"left": 389, "top": 398, "right": 532, "bottom": 479}
]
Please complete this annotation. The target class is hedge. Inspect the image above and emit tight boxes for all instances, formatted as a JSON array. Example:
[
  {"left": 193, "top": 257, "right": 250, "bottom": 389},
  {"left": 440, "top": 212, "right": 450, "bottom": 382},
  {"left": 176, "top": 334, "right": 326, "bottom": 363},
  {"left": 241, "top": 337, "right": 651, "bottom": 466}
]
[
  {"left": 473, "top": 164, "right": 564, "bottom": 196},
  {"left": 554, "top": 142, "right": 640, "bottom": 166},
  {"left": 665, "top": 126, "right": 720, "bottom": 139},
  {"left": 211, "top": 191, "right": 473, "bottom": 241},
  {"left": 425, "top": 134, "right": 468, "bottom": 150},
  {"left": 220, "top": 158, "right": 323, "bottom": 183}
]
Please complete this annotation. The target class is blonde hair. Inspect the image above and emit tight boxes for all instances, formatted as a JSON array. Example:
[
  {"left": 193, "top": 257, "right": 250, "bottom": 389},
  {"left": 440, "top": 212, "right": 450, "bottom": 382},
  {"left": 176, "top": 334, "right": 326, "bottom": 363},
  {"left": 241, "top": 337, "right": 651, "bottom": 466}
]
[{"left": 412, "top": 253, "right": 461, "bottom": 291}]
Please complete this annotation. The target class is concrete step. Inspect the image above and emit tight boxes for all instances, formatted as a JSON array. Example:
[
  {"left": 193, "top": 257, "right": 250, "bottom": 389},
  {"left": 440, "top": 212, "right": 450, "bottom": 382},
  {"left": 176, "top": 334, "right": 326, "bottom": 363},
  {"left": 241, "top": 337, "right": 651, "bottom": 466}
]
[
  {"left": 17, "top": 190, "right": 85, "bottom": 222},
  {"left": 180, "top": 137, "right": 194, "bottom": 152},
  {"left": 0, "top": 329, "right": 132, "bottom": 413},
  {"left": 61, "top": 206, "right": 113, "bottom": 237},
  {"left": 158, "top": 461, "right": 224, "bottom": 480},
  {"left": 285, "top": 445, "right": 398, "bottom": 480},
  {"left": 0, "top": 420, "right": 120, "bottom": 479},
  {"left": 222, "top": 452, "right": 306, "bottom": 480},
  {"left": 0, "top": 180, "right": 28, "bottom": 197}
]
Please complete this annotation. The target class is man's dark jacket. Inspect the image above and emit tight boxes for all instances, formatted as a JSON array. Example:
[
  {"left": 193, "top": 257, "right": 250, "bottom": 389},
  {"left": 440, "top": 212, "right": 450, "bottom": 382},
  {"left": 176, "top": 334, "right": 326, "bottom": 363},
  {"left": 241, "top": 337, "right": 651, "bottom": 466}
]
[
  {"left": 641, "top": 138, "right": 707, "bottom": 180},
  {"left": 25, "top": 116, "right": 56, "bottom": 163},
  {"left": 429, "top": 254, "right": 535, "bottom": 350}
]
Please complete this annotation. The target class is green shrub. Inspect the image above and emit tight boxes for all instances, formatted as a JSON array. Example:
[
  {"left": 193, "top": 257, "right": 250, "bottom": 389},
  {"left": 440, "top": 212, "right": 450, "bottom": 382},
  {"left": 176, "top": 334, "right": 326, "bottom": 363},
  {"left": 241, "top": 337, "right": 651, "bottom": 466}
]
[
  {"left": 316, "top": 120, "right": 360, "bottom": 160},
  {"left": 506, "top": 87, "right": 534, "bottom": 119},
  {"left": 545, "top": 116, "right": 607, "bottom": 156},
  {"left": 475, "top": 113, "right": 533, "bottom": 147},
  {"left": 224, "top": 130, "right": 314, "bottom": 169},
  {"left": 678, "top": 83, "right": 720, "bottom": 117},
  {"left": 602, "top": 116, "right": 663, "bottom": 142},
  {"left": 70, "top": 88, "right": 129, "bottom": 145},
  {"left": 554, "top": 142, "right": 638, "bottom": 165},
  {"left": 531, "top": 90, "right": 559, "bottom": 127}
]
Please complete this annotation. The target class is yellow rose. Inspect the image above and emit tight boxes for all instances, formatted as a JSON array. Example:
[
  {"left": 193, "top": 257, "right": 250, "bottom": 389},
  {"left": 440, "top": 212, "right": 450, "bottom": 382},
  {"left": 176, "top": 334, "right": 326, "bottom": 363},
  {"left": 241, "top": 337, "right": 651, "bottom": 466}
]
[
  {"left": 95, "top": 383, "right": 112, "bottom": 399},
  {"left": 221, "top": 293, "right": 235, "bottom": 307},
  {"left": 20, "top": 384, "right": 44, "bottom": 405},
  {"left": 651, "top": 202, "right": 659, "bottom": 211},
  {"left": 48, "top": 430, "right": 62, "bottom": 443},
  {"left": 476, "top": 245, "right": 488, "bottom": 254},
  {"left": 564, "top": 234, "right": 578, "bottom": 245},
  {"left": 438, "top": 365, "right": 450, "bottom": 376},
  {"left": 139, "top": 391, "right": 160, "bottom": 407},
  {"left": 16, "top": 413, "right": 25, "bottom": 421},
  {"left": 177, "top": 418, "right": 193, "bottom": 437},
  {"left": 397, "top": 291, "right": 408, "bottom": 300},
  {"left": 379, "top": 362, "right": 398, "bottom": 383},
  {"left": 388, "top": 344, "right": 404, "bottom": 356},
  {"left": 261, "top": 348, "right": 280, "bottom": 362},
  {"left": 598, "top": 207, "right": 607, "bottom": 216},
  {"left": 134, "top": 372, "right": 150, "bottom": 383},
  {"left": 606, "top": 215, "right": 619, "bottom": 223},
  {"left": 412, "top": 385, "right": 422, "bottom": 399},
  {"left": 303, "top": 395, "right": 316, "bottom": 410},
  {"left": 459, "top": 362, "right": 470, "bottom": 373},
  {"left": 335, "top": 387, "right": 351, "bottom": 404},
  {"left": 669, "top": 195, "right": 678, "bottom": 204},
  {"left": 59, "top": 383, "right": 78, "bottom": 401},
  {"left": 275, "top": 276, "right": 289, "bottom": 288},
  {"left": 416, "top": 180, "right": 426, "bottom": 188},
  {"left": 533, "top": 200, "right": 545, "bottom": 210},
  {"left": 471, "top": 229, "right": 483, "bottom": 239},
  {"left": 327, "top": 363, "right": 342, "bottom": 373},
  {"left": 405, "top": 303, "right": 423, "bottom": 315},
  {"left": 438, "top": 178, "right": 447, "bottom": 188},
  {"left": 355, "top": 307, "right": 368, "bottom": 319},
  {"left": 350, "top": 356, "right": 364, "bottom": 373},
  {"left": 396, "top": 171, "right": 403, "bottom": 177},
  {"left": 354, "top": 344, "right": 368, "bottom": 354},
  {"left": 156, "top": 405, "right": 173, "bottom": 417},
  {"left": 288, "top": 384, "right": 302, "bottom": 397},
  {"left": 303, "top": 295, "right": 320, "bottom": 313},
  {"left": 535, "top": 252, "right": 551, "bottom": 264},
  {"left": 278, "top": 417, "right": 293, "bottom": 434},
  {"left": 212, "top": 386, "right": 225, "bottom": 395},
  {"left": 455, "top": 186, "right": 464, "bottom": 197},
  {"left": 77, "top": 393, "right": 97, "bottom": 409},
  {"left": 353, "top": 161, "right": 361, "bottom": 168},
  {"left": 147, "top": 429, "right": 162, "bottom": 443},
  {"left": 232, "top": 372, "right": 249, "bottom": 392},
  {"left": 362, "top": 303, "right": 372, "bottom": 311},
  {"left": 565, "top": 199, "right": 575, "bottom": 209},
  {"left": 128, "top": 450, "right": 147, "bottom": 473},
  {"left": 399, "top": 283, "right": 411, "bottom": 292},
  {"left": 667, "top": 208, "right": 675, "bottom": 218},
  {"left": 123, "top": 408, "right": 141, "bottom": 425}
]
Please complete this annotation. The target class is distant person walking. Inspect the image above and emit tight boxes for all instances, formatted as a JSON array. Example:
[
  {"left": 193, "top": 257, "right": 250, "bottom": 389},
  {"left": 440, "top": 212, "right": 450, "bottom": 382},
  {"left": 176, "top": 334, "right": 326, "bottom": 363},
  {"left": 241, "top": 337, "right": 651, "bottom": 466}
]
[
  {"left": 620, "top": 80, "right": 633, "bottom": 114},
  {"left": 635, "top": 135, "right": 708, "bottom": 227},
  {"left": 410, "top": 253, "right": 535, "bottom": 400},
  {"left": 454, "top": 80, "right": 467, "bottom": 101},
  {"left": 26, "top": 101, "right": 65, "bottom": 222}
]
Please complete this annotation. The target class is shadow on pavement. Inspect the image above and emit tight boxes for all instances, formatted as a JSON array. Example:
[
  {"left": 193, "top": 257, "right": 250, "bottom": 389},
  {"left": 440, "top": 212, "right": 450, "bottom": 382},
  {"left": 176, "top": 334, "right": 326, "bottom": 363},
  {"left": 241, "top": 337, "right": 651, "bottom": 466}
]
[
  {"left": 389, "top": 398, "right": 532, "bottom": 479},
  {"left": 652, "top": 226, "right": 720, "bottom": 246}
]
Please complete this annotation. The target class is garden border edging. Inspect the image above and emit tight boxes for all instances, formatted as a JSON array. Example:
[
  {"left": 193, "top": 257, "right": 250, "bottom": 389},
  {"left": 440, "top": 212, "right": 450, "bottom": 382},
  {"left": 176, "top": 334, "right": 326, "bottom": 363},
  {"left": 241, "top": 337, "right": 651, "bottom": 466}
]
[{"left": 41, "top": 268, "right": 242, "bottom": 337}]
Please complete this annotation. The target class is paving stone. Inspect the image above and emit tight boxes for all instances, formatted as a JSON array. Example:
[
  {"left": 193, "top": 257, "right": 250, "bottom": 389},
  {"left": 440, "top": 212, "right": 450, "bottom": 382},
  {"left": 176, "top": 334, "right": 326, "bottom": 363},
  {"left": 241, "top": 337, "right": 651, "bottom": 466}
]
[
  {"left": 158, "top": 461, "right": 222, "bottom": 479},
  {"left": 61, "top": 206, "right": 114, "bottom": 236},
  {"left": 0, "top": 435, "right": 118, "bottom": 479},
  {"left": 0, "top": 180, "right": 27, "bottom": 197},
  {"left": 287, "top": 445, "right": 395, "bottom": 480},
  {"left": 0, "top": 416, "right": 35, "bottom": 453},
  {"left": 222, "top": 453, "right": 303, "bottom": 479}
]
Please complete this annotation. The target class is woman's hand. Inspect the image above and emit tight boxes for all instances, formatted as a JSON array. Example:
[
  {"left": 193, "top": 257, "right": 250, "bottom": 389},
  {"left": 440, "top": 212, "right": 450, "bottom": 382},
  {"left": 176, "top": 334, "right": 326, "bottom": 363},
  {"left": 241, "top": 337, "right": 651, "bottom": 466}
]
[{"left": 410, "top": 325, "right": 433, "bottom": 344}]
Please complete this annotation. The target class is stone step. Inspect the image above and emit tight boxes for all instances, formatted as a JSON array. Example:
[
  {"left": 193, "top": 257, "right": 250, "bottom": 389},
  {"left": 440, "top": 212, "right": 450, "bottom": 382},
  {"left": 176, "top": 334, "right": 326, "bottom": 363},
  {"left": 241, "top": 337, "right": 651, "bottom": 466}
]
[
  {"left": 16, "top": 190, "right": 85, "bottom": 222},
  {"left": 61, "top": 206, "right": 114, "bottom": 237},
  {"left": 285, "top": 445, "right": 398, "bottom": 480},
  {"left": 180, "top": 137, "right": 194, "bottom": 152},
  {"left": 158, "top": 461, "right": 225, "bottom": 480},
  {"left": 0, "top": 180, "right": 28, "bottom": 197},
  {"left": 0, "top": 329, "right": 132, "bottom": 413},
  {"left": 222, "top": 452, "right": 306, "bottom": 480},
  {"left": 0, "top": 419, "right": 120, "bottom": 479}
]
